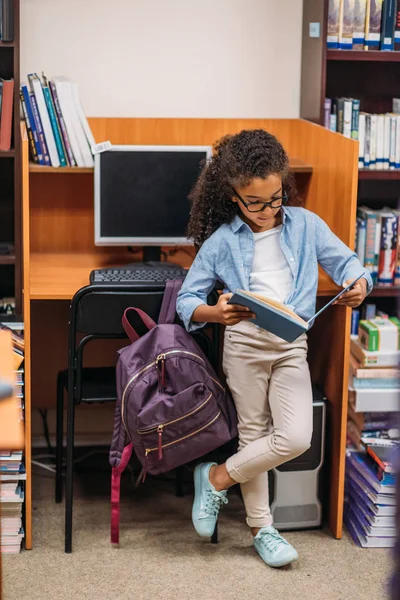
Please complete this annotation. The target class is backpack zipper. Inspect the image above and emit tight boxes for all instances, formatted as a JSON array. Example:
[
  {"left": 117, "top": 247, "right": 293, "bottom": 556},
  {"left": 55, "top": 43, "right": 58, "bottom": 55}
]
[
  {"left": 141, "top": 410, "right": 222, "bottom": 481},
  {"left": 121, "top": 349, "right": 224, "bottom": 434},
  {"left": 137, "top": 392, "right": 213, "bottom": 435}
]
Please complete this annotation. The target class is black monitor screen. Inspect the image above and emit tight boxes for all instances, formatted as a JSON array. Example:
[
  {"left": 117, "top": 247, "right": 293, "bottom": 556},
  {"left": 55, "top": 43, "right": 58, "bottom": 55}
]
[{"left": 97, "top": 149, "right": 209, "bottom": 241}]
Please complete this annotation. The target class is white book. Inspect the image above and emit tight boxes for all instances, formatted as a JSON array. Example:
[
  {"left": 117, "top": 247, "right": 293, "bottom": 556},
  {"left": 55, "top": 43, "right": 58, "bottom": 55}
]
[
  {"left": 62, "top": 80, "right": 93, "bottom": 168},
  {"left": 364, "top": 114, "right": 371, "bottom": 168},
  {"left": 376, "top": 115, "right": 384, "bottom": 169},
  {"left": 71, "top": 82, "right": 96, "bottom": 152},
  {"left": 349, "top": 387, "right": 400, "bottom": 412},
  {"left": 393, "top": 98, "right": 400, "bottom": 114},
  {"left": 396, "top": 116, "right": 400, "bottom": 169},
  {"left": 343, "top": 99, "right": 352, "bottom": 138},
  {"left": 389, "top": 115, "right": 396, "bottom": 169},
  {"left": 358, "top": 113, "right": 366, "bottom": 168},
  {"left": 28, "top": 74, "right": 60, "bottom": 167},
  {"left": 53, "top": 78, "right": 84, "bottom": 167},
  {"left": 370, "top": 114, "right": 377, "bottom": 169},
  {"left": 383, "top": 114, "right": 391, "bottom": 170}
]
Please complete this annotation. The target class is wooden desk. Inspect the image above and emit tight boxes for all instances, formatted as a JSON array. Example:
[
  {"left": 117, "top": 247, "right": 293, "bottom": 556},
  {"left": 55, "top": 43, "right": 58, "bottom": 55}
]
[{"left": 22, "top": 117, "right": 359, "bottom": 543}]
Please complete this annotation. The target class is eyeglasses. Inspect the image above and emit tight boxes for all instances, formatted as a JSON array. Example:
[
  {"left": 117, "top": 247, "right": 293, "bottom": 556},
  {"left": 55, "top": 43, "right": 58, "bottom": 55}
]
[{"left": 232, "top": 188, "right": 288, "bottom": 213}]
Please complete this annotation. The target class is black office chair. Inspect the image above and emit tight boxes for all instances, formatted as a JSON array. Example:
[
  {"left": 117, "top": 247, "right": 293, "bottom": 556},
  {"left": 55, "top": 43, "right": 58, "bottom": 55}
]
[{"left": 56, "top": 283, "right": 220, "bottom": 553}]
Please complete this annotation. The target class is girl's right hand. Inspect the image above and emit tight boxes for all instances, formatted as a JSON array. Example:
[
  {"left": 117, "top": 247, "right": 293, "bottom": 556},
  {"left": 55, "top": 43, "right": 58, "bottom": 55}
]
[{"left": 212, "top": 293, "right": 256, "bottom": 326}]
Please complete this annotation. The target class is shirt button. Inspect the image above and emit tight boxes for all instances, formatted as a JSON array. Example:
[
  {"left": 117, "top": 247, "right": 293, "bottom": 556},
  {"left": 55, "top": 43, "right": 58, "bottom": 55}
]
[{"left": 290, "top": 257, "right": 294, "bottom": 262}]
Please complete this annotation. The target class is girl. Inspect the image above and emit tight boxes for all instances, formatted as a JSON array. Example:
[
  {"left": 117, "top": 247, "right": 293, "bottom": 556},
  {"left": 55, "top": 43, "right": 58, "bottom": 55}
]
[{"left": 176, "top": 129, "right": 372, "bottom": 568}]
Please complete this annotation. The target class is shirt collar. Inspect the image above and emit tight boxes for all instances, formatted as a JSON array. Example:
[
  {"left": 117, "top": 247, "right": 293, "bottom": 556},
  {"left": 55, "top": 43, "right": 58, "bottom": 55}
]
[{"left": 230, "top": 206, "right": 288, "bottom": 233}]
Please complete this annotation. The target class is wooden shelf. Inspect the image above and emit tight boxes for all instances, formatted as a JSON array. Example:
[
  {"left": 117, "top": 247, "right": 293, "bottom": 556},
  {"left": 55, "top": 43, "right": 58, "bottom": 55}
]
[
  {"left": 369, "top": 286, "right": 400, "bottom": 298},
  {"left": 327, "top": 50, "right": 400, "bottom": 62},
  {"left": 29, "top": 159, "right": 312, "bottom": 175},
  {"left": 0, "top": 40, "right": 15, "bottom": 47},
  {"left": 0, "top": 149, "right": 15, "bottom": 158},
  {"left": 29, "top": 163, "right": 93, "bottom": 174},
  {"left": 0, "top": 254, "right": 16, "bottom": 265},
  {"left": 358, "top": 169, "right": 400, "bottom": 180}
]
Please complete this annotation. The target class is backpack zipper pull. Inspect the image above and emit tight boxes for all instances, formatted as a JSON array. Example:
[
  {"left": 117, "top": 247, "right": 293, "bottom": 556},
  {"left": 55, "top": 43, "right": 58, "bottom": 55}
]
[
  {"left": 157, "top": 354, "right": 166, "bottom": 392},
  {"left": 142, "top": 450, "right": 149, "bottom": 483},
  {"left": 157, "top": 426, "right": 163, "bottom": 460}
]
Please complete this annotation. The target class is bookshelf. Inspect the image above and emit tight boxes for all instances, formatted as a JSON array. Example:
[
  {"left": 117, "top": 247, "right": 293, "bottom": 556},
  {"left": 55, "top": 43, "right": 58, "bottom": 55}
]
[{"left": 300, "top": 0, "right": 400, "bottom": 301}]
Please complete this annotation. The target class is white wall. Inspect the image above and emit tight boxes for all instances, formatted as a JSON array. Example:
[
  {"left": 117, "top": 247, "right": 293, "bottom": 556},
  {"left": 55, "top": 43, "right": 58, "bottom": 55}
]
[{"left": 21, "top": 0, "right": 303, "bottom": 119}]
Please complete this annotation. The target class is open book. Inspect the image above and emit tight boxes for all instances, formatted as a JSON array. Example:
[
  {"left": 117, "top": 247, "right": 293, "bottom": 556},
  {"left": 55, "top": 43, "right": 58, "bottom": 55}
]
[{"left": 228, "top": 274, "right": 363, "bottom": 342}]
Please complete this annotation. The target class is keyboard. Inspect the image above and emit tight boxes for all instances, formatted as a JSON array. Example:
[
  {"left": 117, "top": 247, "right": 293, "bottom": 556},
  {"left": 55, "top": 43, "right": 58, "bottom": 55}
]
[{"left": 89, "top": 264, "right": 188, "bottom": 286}]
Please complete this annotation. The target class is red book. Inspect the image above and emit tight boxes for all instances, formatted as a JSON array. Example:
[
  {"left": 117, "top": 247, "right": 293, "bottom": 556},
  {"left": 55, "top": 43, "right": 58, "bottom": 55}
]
[{"left": 0, "top": 78, "right": 14, "bottom": 151}]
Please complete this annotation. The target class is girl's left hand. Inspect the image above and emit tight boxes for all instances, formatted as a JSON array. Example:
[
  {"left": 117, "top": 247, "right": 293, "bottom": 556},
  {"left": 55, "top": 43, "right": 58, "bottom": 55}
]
[{"left": 333, "top": 277, "right": 368, "bottom": 308}]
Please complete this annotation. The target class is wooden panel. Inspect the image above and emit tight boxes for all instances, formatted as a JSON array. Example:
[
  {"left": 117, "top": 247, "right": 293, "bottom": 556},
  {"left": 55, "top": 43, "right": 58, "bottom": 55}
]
[
  {"left": 21, "top": 123, "right": 32, "bottom": 549},
  {"left": 300, "top": 0, "right": 327, "bottom": 123}
]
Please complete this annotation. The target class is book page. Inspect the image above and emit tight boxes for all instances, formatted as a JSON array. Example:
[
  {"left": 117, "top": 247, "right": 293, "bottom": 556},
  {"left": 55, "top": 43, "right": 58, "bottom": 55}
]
[{"left": 237, "top": 290, "right": 308, "bottom": 326}]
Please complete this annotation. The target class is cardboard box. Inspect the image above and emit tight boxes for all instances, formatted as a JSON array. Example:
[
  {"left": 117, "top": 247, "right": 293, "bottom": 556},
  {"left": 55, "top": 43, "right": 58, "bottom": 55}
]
[{"left": 358, "top": 317, "right": 400, "bottom": 352}]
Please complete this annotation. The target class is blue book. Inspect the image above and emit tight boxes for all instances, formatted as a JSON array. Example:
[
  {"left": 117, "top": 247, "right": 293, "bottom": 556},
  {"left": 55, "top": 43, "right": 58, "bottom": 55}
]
[
  {"left": 28, "top": 90, "right": 50, "bottom": 165},
  {"left": 380, "top": 0, "right": 396, "bottom": 50},
  {"left": 21, "top": 85, "right": 44, "bottom": 165},
  {"left": 42, "top": 75, "right": 68, "bottom": 167},
  {"left": 228, "top": 275, "right": 363, "bottom": 343},
  {"left": 347, "top": 451, "right": 395, "bottom": 493}
]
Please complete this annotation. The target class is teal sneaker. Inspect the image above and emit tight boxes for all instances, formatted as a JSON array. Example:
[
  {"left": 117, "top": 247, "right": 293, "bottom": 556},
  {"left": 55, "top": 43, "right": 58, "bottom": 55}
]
[
  {"left": 192, "top": 463, "right": 228, "bottom": 537},
  {"left": 254, "top": 526, "right": 298, "bottom": 568}
]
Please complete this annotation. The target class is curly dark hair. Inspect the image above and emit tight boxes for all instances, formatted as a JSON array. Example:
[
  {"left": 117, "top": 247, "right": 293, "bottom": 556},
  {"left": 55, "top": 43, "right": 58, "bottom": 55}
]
[{"left": 187, "top": 129, "right": 299, "bottom": 248}]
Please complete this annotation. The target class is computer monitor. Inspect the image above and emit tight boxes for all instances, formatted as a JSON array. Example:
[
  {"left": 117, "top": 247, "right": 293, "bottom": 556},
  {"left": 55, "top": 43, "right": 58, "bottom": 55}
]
[{"left": 94, "top": 144, "right": 212, "bottom": 262}]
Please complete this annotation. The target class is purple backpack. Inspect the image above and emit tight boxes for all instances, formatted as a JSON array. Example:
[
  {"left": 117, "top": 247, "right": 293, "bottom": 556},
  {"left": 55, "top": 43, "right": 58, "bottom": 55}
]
[{"left": 110, "top": 280, "right": 237, "bottom": 545}]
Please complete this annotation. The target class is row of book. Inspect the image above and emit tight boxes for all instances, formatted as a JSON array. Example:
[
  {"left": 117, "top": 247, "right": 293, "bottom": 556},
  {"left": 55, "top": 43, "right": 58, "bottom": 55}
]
[
  {"left": 0, "top": 320, "right": 25, "bottom": 554},
  {"left": 324, "top": 97, "right": 400, "bottom": 171},
  {"left": 355, "top": 206, "right": 400, "bottom": 287},
  {"left": 328, "top": 0, "right": 400, "bottom": 51},
  {"left": 20, "top": 73, "right": 95, "bottom": 168},
  {"left": 0, "top": 0, "right": 13, "bottom": 42}
]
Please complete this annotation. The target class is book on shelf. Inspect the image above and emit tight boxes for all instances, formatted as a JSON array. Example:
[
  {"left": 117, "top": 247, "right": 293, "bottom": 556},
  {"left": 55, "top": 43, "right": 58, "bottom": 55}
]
[
  {"left": 349, "top": 385, "right": 400, "bottom": 412},
  {"left": 20, "top": 73, "right": 95, "bottom": 168},
  {"left": 0, "top": 0, "right": 14, "bottom": 42},
  {"left": 326, "top": 0, "right": 400, "bottom": 51},
  {"left": 0, "top": 77, "right": 14, "bottom": 151},
  {"left": 362, "top": 438, "right": 398, "bottom": 475}
]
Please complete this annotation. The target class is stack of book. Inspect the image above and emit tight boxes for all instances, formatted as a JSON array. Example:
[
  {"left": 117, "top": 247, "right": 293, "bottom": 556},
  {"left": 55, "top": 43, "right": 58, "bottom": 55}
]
[
  {"left": 0, "top": 320, "right": 25, "bottom": 553},
  {"left": 355, "top": 206, "right": 400, "bottom": 287},
  {"left": 20, "top": 73, "right": 95, "bottom": 168},
  {"left": 344, "top": 448, "right": 397, "bottom": 547},
  {"left": 327, "top": 0, "right": 400, "bottom": 51},
  {"left": 324, "top": 97, "right": 400, "bottom": 172}
]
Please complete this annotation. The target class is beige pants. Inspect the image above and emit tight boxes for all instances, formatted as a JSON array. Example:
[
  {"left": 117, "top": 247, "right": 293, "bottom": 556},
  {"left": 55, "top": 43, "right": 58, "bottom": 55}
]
[{"left": 222, "top": 320, "right": 313, "bottom": 528}]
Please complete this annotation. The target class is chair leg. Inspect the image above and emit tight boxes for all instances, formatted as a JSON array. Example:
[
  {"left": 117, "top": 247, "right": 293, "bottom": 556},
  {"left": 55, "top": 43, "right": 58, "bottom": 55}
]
[
  {"left": 65, "top": 390, "right": 75, "bottom": 553},
  {"left": 55, "top": 374, "right": 64, "bottom": 504},
  {"left": 175, "top": 466, "right": 185, "bottom": 497},
  {"left": 211, "top": 522, "right": 218, "bottom": 544}
]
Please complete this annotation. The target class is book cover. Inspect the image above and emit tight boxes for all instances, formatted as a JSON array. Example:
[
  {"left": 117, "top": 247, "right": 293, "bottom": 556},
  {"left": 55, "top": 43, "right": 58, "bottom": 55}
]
[
  {"left": 383, "top": 114, "right": 391, "bottom": 169},
  {"left": 381, "top": 0, "right": 396, "bottom": 49},
  {"left": 327, "top": 0, "right": 344, "bottom": 48},
  {"left": 365, "top": 0, "right": 384, "bottom": 48},
  {"left": 346, "top": 466, "right": 396, "bottom": 509},
  {"left": 351, "top": 98, "right": 360, "bottom": 139},
  {"left": 378, "top": 211, "right": 397, "bottom": 285},
  {"left": 395, "top": 0, "right": 400, "bottom": 49},
  {"left": 19, "top": 90, "right": 38, "bottom": 164},
  {"left": 28, "top": 73, "right": 60, "bottom": 167},
  {"left": 28, "top": 89, "right": 50, "bottom": 165},
  {"left": 364, "top": 114, "right": 371, "bottom": 167},
  {"left": 41, "top": 73, "right": 67, "bottom": 167},
  {"left": 20, "top": 85, "right": 45, "bottom": 165},
  {"left": 343, "top": 98, "right": 353, "bottom": 138},
  {"left": 356, "top": 216, "right": 366, "bottom": 264},
  {"left": 370, "top": 113, "right": 378, "bottom": 168},
  {"left": 346, "top": 482, "right": 396, "bottom": 525},
  {"left": 347, "top": 451, "right": 396, "bottom": 492},
  {"left": 324, "top": 98, "right": 331, "bottom": 129},
  {"left": 52, "top": 77, "right": 84, "bottom": 167},
  {"left": 336, "top": 98, "right": 345, "bottom": 134},
  {"left": 0, "top": 78, "right": 13, "bottom": 151},
  {"left": 350, "top": 337, "right": 400, "bottom": 367},
  {"left": 358, "top": 113, "right": 366, "bottom": 167},
  {"left": 340, "top": 0, "right": 355, "bottom": 48},
  {"left": 357, "top": 206, "right": 377, "bottom": 276},
  {"left": 49, "top": 80, "right": 76, "bottom": 167},
  {"left": 353, "top": 0, "right": 368, "bottom": 48}
]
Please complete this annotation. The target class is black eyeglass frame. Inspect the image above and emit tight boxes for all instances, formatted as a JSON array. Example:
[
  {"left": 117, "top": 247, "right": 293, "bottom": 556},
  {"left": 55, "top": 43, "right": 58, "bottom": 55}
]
[{"left": 232, "top": 188, "right": 288, "bottom": 213}]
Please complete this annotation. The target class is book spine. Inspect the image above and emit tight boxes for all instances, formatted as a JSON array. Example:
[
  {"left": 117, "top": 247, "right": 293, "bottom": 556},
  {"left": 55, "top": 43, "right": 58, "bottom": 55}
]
[
  {"left": 29, "top": 92, "right": 50, "bottom": 165},
  {"left": 370, "top": 114, "right": 378, "bottom": 169},
  {"left": 396, "top": 115, "right": 400, "bottom": 168},
  {"left": 365, "top": 0, "right": 383, "bottom": 49},
  {"left": 353, "top": 0, "right": 367, "bottom": 48},
  {"left": 376, "top": 114, "right": 385, "bottom": 168},
  {"left": 0, "top": 79, "right": 13, "bottom": 151},
  {"left": 381, "top": 0, "right": 396, "bottom": 49},
  {"left": 361, "top": 209, "right": 378, "bottom": 275},
  {"left": 337, "top": 98, "right": 345, "bottom": 134},
  {"left": 383, "top": 114, "right": 391, "bottom": 169},
  {"left": 1, "top": 0, "right": 14, "bottom": 42},
  {"left": 28, "top": 73, "right": 60, "bottom": 167},
  {"left": 395, "top": 0, "right": 400, "bottom": 49},
  {"left": 20, "top": 85, "right": 44, "bottom": 165},
  {"left": 364, "top": 114, "right": 371, "bottom": 168},
  {"left": 378, "top": 214, "right": 398, "bottom": 285},
  {"left": 351, "top": 98, "right": 360, "bottom": 140},
  {"left": 324, "top": 98, "right": 332, "bottom": 129},
  {"left": 340, "top": 0, "right": 355, "bottom": 48},
  {"left": 389, "top": 115, "right": 396, "bottom": 168},
  {"left": 330, "top": 102, "right": 338, "bottom": 131},
  {"left": 358, "top": 113, "right": 366, "bottom": 167},
  {"left": 374, "top": 218, "right": 381, "bottom": 282},
  {"left": 19, "top": 91, "right": 38, "bottom": 163},
  {"left": 49, "top": 80, "right": 76, "bottom": 167},
  {"left": 327, "top": 0, "right": 343, "bottom": 48},
  {"left": 42, "top": 85, "right": 68, "bottom": 167},
  {"left": 392, "top": 210, "right": 400, "bottom": 284},
  {"left": 343, "top": 99, "right": 353, "bottom": 138},
  {"left": 356, "top": 216, "right": 367, "bottom": 265}
]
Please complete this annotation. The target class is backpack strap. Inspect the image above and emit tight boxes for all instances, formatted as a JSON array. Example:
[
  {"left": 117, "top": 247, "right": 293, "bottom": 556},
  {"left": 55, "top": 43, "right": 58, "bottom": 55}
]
[
  {"left": 158, "top": 279, "right": 183, "bottom": 325},
  {"left": 122, "top": 308, "right": 157, "bottom": 343},
  {"left": 111, "top": 442, "right": 133, "bottom": 546}
]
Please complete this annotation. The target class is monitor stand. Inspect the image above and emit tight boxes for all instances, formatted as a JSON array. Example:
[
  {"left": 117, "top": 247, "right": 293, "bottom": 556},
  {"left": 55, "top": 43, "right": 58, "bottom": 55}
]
[{"left": 127, "top": 246, "right": 183, "bottom": 269}]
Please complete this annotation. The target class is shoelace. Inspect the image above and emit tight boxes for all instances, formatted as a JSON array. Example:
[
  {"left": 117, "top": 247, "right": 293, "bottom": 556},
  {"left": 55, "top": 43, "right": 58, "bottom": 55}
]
[
  {"left": 258, "top": 528, "right": 289, "bottom": 553},
  {"left": 204, "top": 489, "right": 228, "bottom": 516}
]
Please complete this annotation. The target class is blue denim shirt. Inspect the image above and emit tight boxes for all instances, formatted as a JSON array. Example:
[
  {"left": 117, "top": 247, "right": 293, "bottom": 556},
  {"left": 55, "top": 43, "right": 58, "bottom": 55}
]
[{"left": 176, "top": 207, "right": 373, "bottom": 332}]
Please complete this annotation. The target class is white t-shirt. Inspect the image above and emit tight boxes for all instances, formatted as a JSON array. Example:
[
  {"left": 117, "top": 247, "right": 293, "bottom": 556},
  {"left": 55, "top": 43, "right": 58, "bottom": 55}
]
[{"left": 249, "top": 225, "right": 293, "bottom": 303}]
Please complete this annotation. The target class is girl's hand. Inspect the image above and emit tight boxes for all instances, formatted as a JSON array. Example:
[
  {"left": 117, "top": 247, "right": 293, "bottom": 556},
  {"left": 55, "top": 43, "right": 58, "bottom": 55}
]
[
  {"left": 333, "top": 277, "right": 368, "bottom": 308},
  {"left": 213, "top": 293, "right": 256, "bottom": 326}
]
